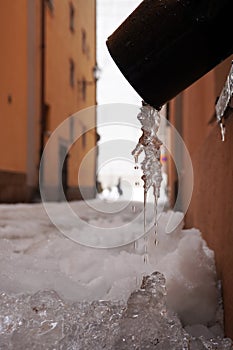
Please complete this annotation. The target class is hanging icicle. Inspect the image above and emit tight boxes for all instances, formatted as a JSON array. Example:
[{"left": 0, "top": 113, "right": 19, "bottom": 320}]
[
  {"left": 132, "top": 102, "right": 163, "bottom": 200},
  {"left": 215, "top": 61, "right": 233, "bottom": 142},
  {"left": 132, "top": 102, "right": 163, "bottom": 260}
]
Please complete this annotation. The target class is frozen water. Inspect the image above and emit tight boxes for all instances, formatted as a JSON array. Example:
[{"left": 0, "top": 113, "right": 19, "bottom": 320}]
[
  {"left": 0, "top": 201, "right": 218, "bottom": 323},
  {"left": 215, "top": 62, "right": 233, "bottom": 141},
  {"left": 132, "top": 103, "right": 162, "bottom": 199},
  {"left": 132, "top": 103, "right": 163, "bottom": 260},
  {"left": 114, "top": 272, "right": 186, "bottom": 350},
  {"left": 0, "top": 272, "right": 231, "bottom": 349},
  {"left": 0, "top": 290, "right": 124, "bottom": 349},
  {"left": 215, "top": 62, "right": 233, "bottom": 123},
  {"left": 132, "top": 103, "right": 163, "bottom": 235},
  {"left": 0, "top": 200, "right": 232, "bottom": 348}
]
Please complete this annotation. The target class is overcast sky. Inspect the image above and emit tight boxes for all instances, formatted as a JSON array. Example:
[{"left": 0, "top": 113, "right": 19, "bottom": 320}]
[
  {"left": 97, "top": 0, "right": 142, "bottom": 105},
  {"left": 96, "top": 0, "right": 143, "bottom": 190}
]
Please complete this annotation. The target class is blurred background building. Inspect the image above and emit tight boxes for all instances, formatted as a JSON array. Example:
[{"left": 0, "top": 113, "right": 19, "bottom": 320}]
[{"left": 0, "top": 0, "right": 97, "bottom": 202}]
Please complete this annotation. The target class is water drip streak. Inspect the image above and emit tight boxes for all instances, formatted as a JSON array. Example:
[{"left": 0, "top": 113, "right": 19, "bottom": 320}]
[
  {"left": 143, "top": 190, "right": 148, "bottom": 264},
  {"left": 143, "top": 190, "right": 147, "bottom": 233},
  {"left": 153, "top": 186, "right": 159, "bottom": 246},
  {"left": 132, "top": 102, "right": 163, "bottom": 263}
]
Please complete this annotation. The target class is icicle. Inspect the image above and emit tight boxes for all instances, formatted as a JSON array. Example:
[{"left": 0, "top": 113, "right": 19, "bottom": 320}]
[
  {"left": 132, "top": 102, "right": 163, "bottom": 262},
  {"left": 215, "top": 61, "right": 233, "bottom": 141},
  {"left": 219, "top": 120, "right": 226, "bottom": 142}
]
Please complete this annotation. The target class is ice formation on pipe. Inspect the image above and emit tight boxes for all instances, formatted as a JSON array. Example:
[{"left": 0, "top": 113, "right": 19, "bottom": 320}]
[
  {"left": 132, "top": 102, "right": 163, "bottom": 258},
  {"left": 132, "top": 103, "right": 163, "bottom": 201},
  {"left": 215, "top": 61, "right": 233, "bottom": 141}
]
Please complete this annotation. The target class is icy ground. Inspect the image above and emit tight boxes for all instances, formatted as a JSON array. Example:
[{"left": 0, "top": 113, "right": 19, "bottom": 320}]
[{"left": 0, "top": 199, "right": 232, "bottom": 349}]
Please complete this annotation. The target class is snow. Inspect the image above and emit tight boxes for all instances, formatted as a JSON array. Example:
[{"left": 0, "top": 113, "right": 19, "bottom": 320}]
[
  {"left": 0, "top": 200, "right": 219, "bottom": 319},
  {"left": 0, "top": 199, "right": 231, "bottom": 348}
]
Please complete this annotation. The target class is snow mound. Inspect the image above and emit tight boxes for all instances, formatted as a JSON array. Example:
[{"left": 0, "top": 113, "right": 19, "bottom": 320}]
[{"left": 0, "top": 199, "right": 230, "bottom": 348}]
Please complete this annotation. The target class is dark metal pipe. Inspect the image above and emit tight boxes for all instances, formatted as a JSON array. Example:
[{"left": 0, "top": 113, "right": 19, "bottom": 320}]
[{"left": 106, "top": 0, "right": 233, "bottom": 109}]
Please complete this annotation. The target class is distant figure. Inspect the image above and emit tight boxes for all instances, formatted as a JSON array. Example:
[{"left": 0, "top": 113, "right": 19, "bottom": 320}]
[
  {"left": 116, "top": 177, "right": 123, "bottom": 196},
  {"left": 96, "top": 180, "right": 103, "bottom": 194}
]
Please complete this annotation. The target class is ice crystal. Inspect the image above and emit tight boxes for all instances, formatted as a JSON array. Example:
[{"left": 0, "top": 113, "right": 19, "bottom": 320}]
[
  {"left": 0, "top": 272, "right": 232, "bottom": 349},
  {"left": 132, "top": 103, "right": 163, "bottom": 258},
  {"left": 215, "top": 61, "right": 233, "bottom": 141},
  {"left": 132, "top": 103, "right": 163, "bottom": 200},
  {"left": 216, "top": 62, "right": 233, "bottom": 123}
]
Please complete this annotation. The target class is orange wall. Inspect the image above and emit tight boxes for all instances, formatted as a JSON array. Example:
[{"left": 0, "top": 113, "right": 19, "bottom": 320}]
[
  {"left": 182, "top": 71, "right": 215, "bottom": 159},
  {"left": 169, "top": 56, "right": 233, "bottom": 337},
  {"left": 45, "top": 0, "right": 96, "bottom": 189},
  {"left": 0, "top": 1, "right": 28, "bottom": 172},
  {"left": 0, "top": 0, "right": 96, "bottom": 196},
  {"left": 186, "top": 112, "right": 233, "bottom": 338},
  {"left": 0, "top": 0, "right": 41, "bottom": 188},
  {"left": 27, "top": 0, "right": 41, "bottom": 187}
]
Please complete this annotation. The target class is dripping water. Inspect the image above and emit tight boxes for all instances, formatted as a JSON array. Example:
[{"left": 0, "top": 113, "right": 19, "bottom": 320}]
[
  {"left": 132, "top": 102, "right": 163, "bottom": 263},
  {"left": 132, "top": 157, "right": 140, "bottom": 286},
  {"left": 132, "top": 156, "right": 139, "bottom": 255},
  {"left": 131, "top": 205, "right": 136, "bottom": 213}
]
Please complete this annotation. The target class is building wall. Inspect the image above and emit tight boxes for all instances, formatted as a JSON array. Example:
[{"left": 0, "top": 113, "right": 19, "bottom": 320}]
[
  {"left": 0, "top": 0, "right": 41, "bottom": 202},
  {"left": 169, "top": 56, "right": 233, "bottom": 337},
  {"left": 42, "top": 0, "right": 97, "bottom": 201},
  {"left": 0, "top": 0, "right": 97, "bottom": 202},
  {"left": 27, "top": 0, "right": 42, "bottom": 194},
  {"left": 0, "top": 1, "right": 28, "bottom": 173}
]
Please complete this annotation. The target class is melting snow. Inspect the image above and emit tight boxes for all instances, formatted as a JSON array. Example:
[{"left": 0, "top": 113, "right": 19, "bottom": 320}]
[{"left": 0, "top": 199, "right": 231, "bottom": 349}]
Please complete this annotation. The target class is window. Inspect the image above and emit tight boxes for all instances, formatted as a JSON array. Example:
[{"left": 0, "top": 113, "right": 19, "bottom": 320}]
[
  {"left": 46, "top": 0, "right": 54, "bottom": 12},
  {"left": 69, "top": 116, "right": 74, "bottom": 143},
  {"left": 78, "top": 78, "right": 87, "bottom": 101},
  {"left": 81, "top": 29, "right": 87, "bottom": 54},
  {"left": 7, "top": 95, "right": 12, "bottom": 104},
  {"left": 82, "top": 126, "right": 87, "bottom": 148},
  {"left": 44, "top": 104, "right": 50, "bottom": 131},
  {"left": 81, "top": 79, "right": 87, "bottom": 101},
  {"left": 69, "top": 59, "right": 75, "bottom": 87},
  {"left": 81, "top": 29, "right": 90, "bottom": 59},
  {"left": 69, "top": 2, "right": 75, "bottom": 32}
]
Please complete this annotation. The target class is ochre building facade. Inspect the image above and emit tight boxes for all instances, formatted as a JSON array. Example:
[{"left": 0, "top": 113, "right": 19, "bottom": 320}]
[
  {"left": 0, "top": 0, "right": 97, "bottom": 202},
  {"left": 169, "top": 56, "right": 233, "bottom": 337}
]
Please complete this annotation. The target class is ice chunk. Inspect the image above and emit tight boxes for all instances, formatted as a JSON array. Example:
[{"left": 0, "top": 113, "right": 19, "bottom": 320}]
[
  {"left": 114, "top": 271, "right": 188, "bottom": 349},
  {"left": 0, "top": 272, "right": 232, "bottom": 349},
  {"left": 0, "top": 201, "right": 232, "bottom": 347}
]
